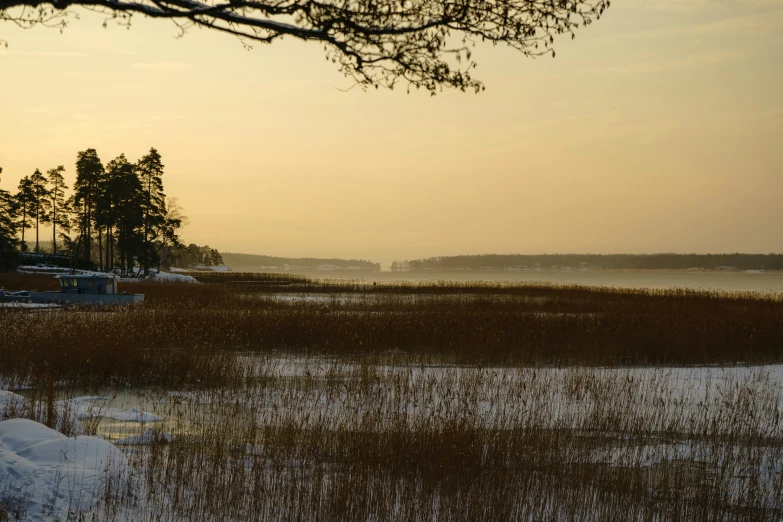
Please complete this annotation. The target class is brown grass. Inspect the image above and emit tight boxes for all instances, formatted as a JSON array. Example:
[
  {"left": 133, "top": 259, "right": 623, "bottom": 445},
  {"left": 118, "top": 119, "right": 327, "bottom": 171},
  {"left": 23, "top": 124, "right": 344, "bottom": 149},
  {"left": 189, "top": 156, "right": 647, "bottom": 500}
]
[
  {"left": 68, "top": 362, "right": 783, "bottom": 520},
  {"left": 2, "top": 271, "right": 783, "bottom": 521},
  {"left": 2, "top": 271, "right": 783, "bottom": 389}
]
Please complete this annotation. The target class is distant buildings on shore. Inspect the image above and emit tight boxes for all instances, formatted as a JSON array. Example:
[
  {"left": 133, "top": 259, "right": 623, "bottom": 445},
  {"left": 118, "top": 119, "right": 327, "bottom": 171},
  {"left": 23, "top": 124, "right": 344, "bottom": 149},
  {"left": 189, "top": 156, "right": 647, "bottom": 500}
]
[
  {"left": 391, "top": 261, "right": 778, "bottom": 273},
  {"left": 390, "top": 261, "right": 595, "bottom": 273},
  {"left": 393, "top": 254, "right": 783, "bottom": 272},
  {"left": 236, "top": 263, "right": 381, "bottom": 272}
]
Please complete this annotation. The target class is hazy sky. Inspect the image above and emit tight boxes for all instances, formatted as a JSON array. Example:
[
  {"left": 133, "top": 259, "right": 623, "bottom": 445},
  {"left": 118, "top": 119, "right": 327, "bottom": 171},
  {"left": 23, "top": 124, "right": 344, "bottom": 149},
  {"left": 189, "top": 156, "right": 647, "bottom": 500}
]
[{"left": 1, "top": 0, "right": 781, "bottom": 267}]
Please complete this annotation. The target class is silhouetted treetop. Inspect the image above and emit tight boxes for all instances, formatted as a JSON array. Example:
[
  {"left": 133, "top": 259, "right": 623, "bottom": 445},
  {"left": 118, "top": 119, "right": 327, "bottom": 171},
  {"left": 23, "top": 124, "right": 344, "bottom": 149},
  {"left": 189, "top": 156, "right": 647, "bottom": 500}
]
[{"left": 1, "top": 0, "right": 610, "bottom": 92}]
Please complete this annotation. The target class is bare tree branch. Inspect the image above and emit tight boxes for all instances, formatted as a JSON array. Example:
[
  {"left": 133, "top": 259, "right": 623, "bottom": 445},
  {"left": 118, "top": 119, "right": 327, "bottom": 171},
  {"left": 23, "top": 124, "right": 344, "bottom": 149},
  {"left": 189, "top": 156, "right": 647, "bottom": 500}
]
[{"left": 1, "top": 0, "right": 610, "bottom": 92}]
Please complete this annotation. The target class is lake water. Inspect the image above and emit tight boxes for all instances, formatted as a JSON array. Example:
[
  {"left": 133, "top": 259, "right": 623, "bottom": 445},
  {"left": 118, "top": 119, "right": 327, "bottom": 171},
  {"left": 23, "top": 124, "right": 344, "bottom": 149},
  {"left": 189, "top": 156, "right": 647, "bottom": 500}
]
[
  {"left": 272, "top": 269, "right": 783, "bottom": 294},
  {"left": 32, "top": 360, "right": 783, "bottom": 443}
]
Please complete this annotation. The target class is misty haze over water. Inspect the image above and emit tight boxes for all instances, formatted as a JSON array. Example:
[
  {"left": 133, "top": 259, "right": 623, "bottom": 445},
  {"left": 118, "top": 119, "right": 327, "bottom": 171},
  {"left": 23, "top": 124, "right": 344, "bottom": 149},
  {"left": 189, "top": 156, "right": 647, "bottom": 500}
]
[{"left": 266, "top": 269, "right": 783, "bottom": 294}]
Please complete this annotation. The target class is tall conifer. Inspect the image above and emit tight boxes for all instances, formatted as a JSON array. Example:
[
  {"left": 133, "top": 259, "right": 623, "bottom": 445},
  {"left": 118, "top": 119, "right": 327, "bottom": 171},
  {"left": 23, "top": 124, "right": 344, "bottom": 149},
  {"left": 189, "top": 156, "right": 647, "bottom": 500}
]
[
  {"left": 47, "top": 165, "right": 70, "bottom": 256},
  {"left": 73, "top": 149, "right": 104, "bottom": 264},
  {"left": 136, "top": 148, "right": 166, "bottom": 275},
  {"left": 0, "top": 168, "right": 21, "bottom": 270},
  {"left": 15, "top": 176, "right": 34, "bottom": 252},
  {"left": 29, "top": 168, "right": 51, "bottom": 253},
  {"left": 105, "top": 154, "right": 144, "bottom": 274}
]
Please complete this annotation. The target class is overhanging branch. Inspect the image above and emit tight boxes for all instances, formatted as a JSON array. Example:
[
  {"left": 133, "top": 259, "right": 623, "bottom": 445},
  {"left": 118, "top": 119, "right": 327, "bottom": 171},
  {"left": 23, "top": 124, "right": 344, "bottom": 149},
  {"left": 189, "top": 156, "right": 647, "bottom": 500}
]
[{"left": 1, "top": 0, "right": 610, "bottom": 92}]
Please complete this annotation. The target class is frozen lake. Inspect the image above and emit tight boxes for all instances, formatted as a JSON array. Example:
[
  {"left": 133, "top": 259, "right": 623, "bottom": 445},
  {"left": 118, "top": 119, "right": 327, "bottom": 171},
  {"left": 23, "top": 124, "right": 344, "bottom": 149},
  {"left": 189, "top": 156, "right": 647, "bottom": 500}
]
[
  {"left": 277, "top": 269, "right": 783, "bottom": 293},
  {"left": 16, "top": 358, "right": 783, "bottom": 443},
  {"left": 5, "top": 357, "right": 783, "bottom": 520}
]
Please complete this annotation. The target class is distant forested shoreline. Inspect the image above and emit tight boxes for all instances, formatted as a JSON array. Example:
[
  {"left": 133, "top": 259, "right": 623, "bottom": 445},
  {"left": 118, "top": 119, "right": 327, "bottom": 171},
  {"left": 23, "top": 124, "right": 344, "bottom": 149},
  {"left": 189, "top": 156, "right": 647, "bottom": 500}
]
[
  {"left": 222, "top": 252, "right": 381, "bottom": 272},
  {"left": 397, "top": 254, "right": 783, "bottom": 271},
  {"left": 0, "top": 149, "right": 225, "bottom": 275}
]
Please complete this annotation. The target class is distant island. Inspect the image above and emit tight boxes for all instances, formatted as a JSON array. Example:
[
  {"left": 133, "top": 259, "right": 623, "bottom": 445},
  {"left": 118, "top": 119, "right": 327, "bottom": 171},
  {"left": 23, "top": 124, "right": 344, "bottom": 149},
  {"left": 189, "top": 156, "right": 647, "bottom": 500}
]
[
  {"left": 395, "top": 254, "right": 783, "bottom": 272},
  {"left": 221, "top": 253, "right": 381, "bottom": 273}
]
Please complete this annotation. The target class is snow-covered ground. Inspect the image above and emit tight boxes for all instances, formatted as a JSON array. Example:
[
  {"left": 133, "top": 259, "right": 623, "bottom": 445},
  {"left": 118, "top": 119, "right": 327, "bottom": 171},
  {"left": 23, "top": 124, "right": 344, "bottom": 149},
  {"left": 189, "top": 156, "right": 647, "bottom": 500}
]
[
  {"left": 67, "top": 396, "right": 165, "bottom": 423},
  {"left": 0, "top": 391, "right": 26, "bottom": 421},
  {"left": 14, "top": 267, "right": 198, "bottom": 284},
  {"left": 0, "top": 302, "right": 60, "bottom": 309},
  {"left": 2, "top": 360, "right": 782, "bottom": 520},
  {"left": 148, "top": 270, "right": 198, "bottom": 283},
  {"left": 0, "top": 419, "right": 128, "bottom": 519},
  {"left": 8, "top": 362, "right": 782, "bottom": 440},
  {"left": 121, "top": 267, "right": 198, "bottom": 283},
  {"left": 1, "top": 392, "right": 168, "bottom": 519},
  {"left": 16, "top": 265, "right": 71, "bottom": 275}
]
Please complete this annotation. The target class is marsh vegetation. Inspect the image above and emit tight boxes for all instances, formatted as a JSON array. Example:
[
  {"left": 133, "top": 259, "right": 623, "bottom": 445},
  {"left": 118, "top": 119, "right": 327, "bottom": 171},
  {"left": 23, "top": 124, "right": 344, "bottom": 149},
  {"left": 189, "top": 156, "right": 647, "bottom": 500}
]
[{"left": 1, "top": 272, "right": 782, "bottom": 520}]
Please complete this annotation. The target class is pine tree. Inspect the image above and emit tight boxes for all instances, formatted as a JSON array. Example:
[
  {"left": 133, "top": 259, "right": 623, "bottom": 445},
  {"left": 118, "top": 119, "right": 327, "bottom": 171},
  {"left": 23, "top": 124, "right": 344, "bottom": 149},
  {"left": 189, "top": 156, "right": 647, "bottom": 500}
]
[
  {"left": 0, "top": 168, "right": 21, "bottom": 270},
  {"left": 47, "top": 165, "right": 70, "bottom": 256},
  {"left": 136, "top": 148, "right": 167, "bottom": 275},
  {"left": 29, "top": 168, "right": 51, "bottom": 254},
  {"left": 97, "top": 157, "right": 121, "bottom": 271},
  {"left": 15, "top": 176, "right": 34, "bottom": 253},
  {"left": 93, "top": 173, "right": 109, "bottom": 271},
  {"left": 73, "top": 149, "right": 104, "bottom": 264},
  {"left": 105, "top": 154, "right": 144, "bottom": 275}
]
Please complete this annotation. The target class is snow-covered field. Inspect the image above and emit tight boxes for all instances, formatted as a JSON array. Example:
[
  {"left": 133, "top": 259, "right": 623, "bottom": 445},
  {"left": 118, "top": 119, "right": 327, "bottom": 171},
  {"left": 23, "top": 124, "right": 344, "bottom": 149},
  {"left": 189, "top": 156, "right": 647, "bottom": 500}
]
[
  {"left": 0, "top": 419, "right": 128, "bottom": 519},
  {"left": 4, "top": 267, "right": 783, "bottom": 519},
  {"left": 147, "top": 270, "right": 198, "bottom": 283},
  {"left": 0, "top": 391, "right": 164, "bottom": 519},
  {"left": 12, "top": 267, "right": 198, "bottom": 284},
  {"left": 0, "top": 302, "right": 60, "bottom": 309},
  {"left": 2, "top": 358, "right": 783, "bottom": 520}
]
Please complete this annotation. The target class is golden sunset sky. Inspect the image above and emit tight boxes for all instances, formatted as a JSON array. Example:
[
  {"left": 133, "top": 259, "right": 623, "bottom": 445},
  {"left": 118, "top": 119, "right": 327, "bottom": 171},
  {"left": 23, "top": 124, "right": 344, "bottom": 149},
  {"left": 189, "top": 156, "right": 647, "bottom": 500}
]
[{"left": 1, "top": 0, "right": 781, "bottom": 267}]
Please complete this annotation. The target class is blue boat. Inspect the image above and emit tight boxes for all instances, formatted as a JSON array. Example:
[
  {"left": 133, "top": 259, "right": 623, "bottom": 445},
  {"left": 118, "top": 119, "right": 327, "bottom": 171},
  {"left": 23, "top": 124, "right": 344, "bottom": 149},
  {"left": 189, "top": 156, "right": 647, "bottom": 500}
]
[{"left": 1, "top": 275, "right": 144, "bottom": 305}]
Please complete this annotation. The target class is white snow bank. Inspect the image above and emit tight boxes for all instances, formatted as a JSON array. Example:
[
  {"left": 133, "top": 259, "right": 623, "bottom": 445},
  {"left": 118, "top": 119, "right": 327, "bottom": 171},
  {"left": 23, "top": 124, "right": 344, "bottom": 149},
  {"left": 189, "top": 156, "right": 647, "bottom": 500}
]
[
  {"left": 0, "top": 302, "right": 61, "bottom": 309},
  {"left": 63, "top": 267, "right": 198, "bottom": 283},
  {"left": 152, "top": 270, "right": 198, "bottom": 283},
  {"left": 0, "top": 418, "right": 128, "bottom": 519},
  {"left": 1, "top": 391, "right": 85, "bottom": 435},
  {"left": 67, "top": 397, "right": 164, "bottom": 422},
  {"left": 0, "top": 391, "right": 26, "bottom": 421},
  {"left": 16, "top": 265, "right": 70, "bottom": 274}
]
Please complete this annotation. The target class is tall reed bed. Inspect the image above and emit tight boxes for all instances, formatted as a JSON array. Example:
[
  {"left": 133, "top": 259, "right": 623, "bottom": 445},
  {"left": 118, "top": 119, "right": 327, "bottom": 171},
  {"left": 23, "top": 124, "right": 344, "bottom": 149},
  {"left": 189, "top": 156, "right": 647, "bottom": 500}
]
[
  {"left": 2, "top": 270, "right": 783, "bottom": 520},
  {"left": 2, "top": 272, "right": 783, "bottom": 389},
  {"left": 71, "top": 359, "right": 783, "bottom": 521}
]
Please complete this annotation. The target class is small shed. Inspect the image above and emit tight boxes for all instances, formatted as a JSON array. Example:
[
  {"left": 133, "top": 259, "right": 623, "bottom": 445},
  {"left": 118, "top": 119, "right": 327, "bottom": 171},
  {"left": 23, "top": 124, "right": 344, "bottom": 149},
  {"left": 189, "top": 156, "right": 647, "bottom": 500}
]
[{"left": 56, "top": 275, "right": 118, "bottom": 295}]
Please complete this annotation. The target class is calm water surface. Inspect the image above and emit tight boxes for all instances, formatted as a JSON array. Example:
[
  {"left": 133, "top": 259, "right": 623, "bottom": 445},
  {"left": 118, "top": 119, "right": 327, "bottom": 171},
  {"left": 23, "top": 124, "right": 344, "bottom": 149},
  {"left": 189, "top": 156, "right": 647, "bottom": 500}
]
[{"left": 271, "top": 269, "right": 783, "bottom": 293}]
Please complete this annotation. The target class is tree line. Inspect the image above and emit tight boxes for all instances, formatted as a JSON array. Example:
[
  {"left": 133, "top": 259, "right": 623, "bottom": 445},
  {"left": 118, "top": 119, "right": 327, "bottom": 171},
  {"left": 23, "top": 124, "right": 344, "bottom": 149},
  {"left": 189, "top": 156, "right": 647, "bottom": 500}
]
[
  {"left": 401, "top": 254, "right": 783, "bottom": 271},
  {"left": 163, "top": 244, "right": 224, "bottom": 270},
  {"left": 222, "top": 253, "right": 380, "bottom": 272},
  {"left": 0, "top": 148, "right": 188, "bottom": 275}
]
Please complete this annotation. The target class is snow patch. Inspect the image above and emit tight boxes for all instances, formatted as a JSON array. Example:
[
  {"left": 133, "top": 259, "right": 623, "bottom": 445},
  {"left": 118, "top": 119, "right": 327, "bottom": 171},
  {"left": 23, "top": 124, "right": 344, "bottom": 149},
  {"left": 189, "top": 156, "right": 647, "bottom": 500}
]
[
  {"left": 0, "top": 418, "right": 128, "bottom": 519},
  {"left": 67, "top": 397, "right": 165, "bottom": 422},
  {"left": 0, "top": 302, "right": 61, "bottom": 309},
  {"left": 1, "top": 391, "right": 85, "bottom": 435},
  {"left": 152, "top": 271, "right": 198, "bottom": 283},
  {"left": 0, "top": 391, "right": 26, "bottom": 421}
]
